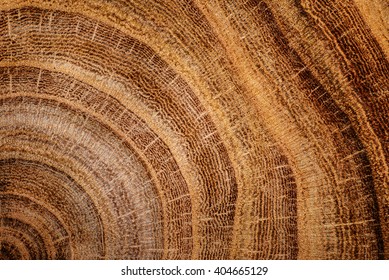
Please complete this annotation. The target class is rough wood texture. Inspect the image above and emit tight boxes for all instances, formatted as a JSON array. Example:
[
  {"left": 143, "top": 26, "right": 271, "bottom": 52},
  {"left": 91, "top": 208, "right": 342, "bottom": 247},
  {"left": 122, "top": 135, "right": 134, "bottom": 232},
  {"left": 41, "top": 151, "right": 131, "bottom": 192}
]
[{"left": 0, "top": 0, "right": 388, "bottom": 260}]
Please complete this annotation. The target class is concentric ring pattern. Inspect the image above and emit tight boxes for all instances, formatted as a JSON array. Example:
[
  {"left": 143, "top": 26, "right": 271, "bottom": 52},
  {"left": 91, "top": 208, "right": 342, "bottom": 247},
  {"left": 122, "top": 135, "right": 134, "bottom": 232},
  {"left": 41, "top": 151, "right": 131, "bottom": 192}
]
[{"left": 0, "top": 0, "right": 388, "bottom": 260}]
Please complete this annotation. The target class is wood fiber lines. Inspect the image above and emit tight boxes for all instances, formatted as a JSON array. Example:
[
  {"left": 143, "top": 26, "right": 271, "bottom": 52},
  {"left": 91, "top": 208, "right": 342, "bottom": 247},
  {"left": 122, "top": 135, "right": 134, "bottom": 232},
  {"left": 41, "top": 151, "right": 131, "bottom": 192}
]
[{"left": 0, "top": 0, "right": 387, "bottom": 259}]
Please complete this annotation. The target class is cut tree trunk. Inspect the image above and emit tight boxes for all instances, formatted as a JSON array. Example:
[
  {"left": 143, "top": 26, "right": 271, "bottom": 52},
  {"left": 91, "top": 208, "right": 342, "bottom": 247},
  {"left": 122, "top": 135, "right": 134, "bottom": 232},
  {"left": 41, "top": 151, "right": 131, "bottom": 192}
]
[{"left": 0, "top": 0, "right": 387, "bottom": 259}]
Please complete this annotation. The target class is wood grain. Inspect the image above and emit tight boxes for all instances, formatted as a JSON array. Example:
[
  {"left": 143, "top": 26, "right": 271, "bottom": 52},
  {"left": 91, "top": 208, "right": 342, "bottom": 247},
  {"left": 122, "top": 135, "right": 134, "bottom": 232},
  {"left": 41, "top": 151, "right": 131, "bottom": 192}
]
[{"left": 0, "top": 0, "right": 387, "bottom": 259}]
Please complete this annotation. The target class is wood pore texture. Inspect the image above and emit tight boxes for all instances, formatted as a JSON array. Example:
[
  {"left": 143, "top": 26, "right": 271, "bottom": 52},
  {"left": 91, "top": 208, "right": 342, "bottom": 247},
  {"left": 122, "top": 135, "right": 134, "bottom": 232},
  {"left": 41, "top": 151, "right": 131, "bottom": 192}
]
[{"left": 0, "top": 0, "right": 388, "bottom": 260}]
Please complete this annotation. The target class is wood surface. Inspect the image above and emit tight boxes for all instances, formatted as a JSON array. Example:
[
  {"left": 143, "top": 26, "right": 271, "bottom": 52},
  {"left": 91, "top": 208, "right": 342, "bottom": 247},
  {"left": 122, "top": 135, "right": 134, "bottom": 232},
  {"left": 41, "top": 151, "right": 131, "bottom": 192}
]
[{"left": 0, "top": 0, "right": 388, "bottom": 259}]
